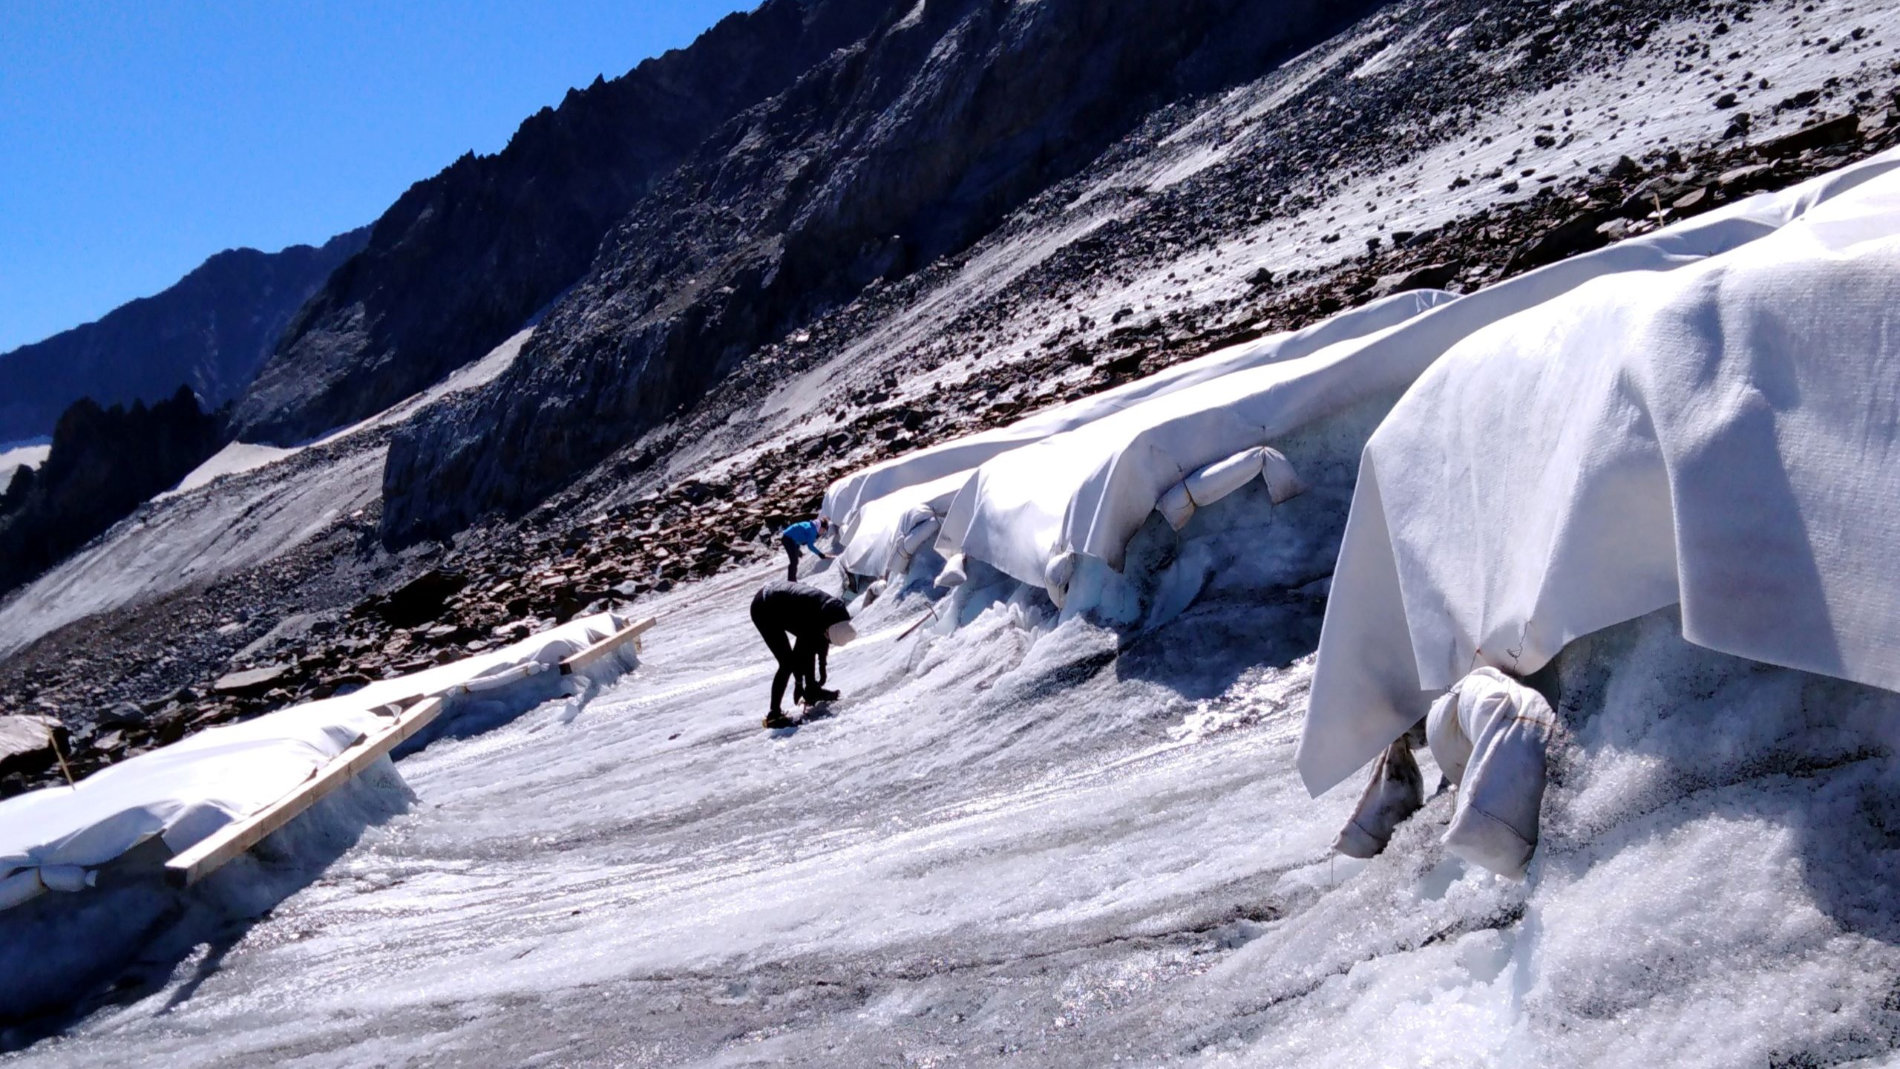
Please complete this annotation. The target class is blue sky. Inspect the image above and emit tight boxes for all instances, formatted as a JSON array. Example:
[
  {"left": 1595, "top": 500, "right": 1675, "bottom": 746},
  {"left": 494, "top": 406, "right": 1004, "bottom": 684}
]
[{"left": 0, "top": 1, "right": 756, "bottom": 353}]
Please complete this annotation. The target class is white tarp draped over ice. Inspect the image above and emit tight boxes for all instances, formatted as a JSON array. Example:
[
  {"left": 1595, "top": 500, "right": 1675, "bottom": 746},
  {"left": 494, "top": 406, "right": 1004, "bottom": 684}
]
[
  {"left": 826, "top": 290, "right": 1456, "bottom": 578},
  {"left": 838, "top": 469, "right": 970, "bottom": 579},
  {"left": 0, "top": 612, "right": 628, "bottom": 905},
  {"left": 945, "top": 147, "right": 1900, "bottom": 612},
  {"left": 1299, "top": 148, "right": 1900, "bottom": 795}
]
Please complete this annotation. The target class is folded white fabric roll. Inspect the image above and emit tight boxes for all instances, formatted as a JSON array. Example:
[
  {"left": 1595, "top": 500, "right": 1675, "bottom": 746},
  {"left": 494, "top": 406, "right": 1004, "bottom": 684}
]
[
  {"left": 1333, "top": 734, "right": 1424, "bottom": 859},
  {"left": 1157, "top": 481, "right": 1196, "bottom": 532},
  {"left": 1426, "top": 666, "right": 1555, "bottom": 879}
]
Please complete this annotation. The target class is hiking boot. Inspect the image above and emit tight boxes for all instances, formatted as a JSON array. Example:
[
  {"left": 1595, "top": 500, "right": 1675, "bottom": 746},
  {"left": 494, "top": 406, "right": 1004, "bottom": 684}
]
[
  {"left": 807, "top": 687, "right": 840, "bottom": 703},
  {"left": 762, "top": 711, "right": 796, "bottom": 729}
]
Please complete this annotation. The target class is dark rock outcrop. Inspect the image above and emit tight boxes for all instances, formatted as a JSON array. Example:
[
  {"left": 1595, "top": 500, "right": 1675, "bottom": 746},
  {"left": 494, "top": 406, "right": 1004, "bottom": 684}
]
[
  {"left": 1505, "top": 208, "right": 1618, "bottom": 273},
  {"left": 1756, "top": 113, "right": 1861, "bottom": 158},
  {"left": 0, "top": 387, "right": 224, "bottom": 594},
  {"left": 209, "top": 664, "right": 293, "bottom": 698},
  {"left": 230, "top": 0, "right": 896, "bottom": 447},
  {"left": 1370, "top": 263, "right": 1461, "bottom": 300},
  {"left": 0, "top": 714, "right": 64, "bottom": 788},
  {"left": 0, "top": 229, "right": 366, "bottom": 443},
  {"left": 357, "top": 568, "right": 470, "bottom": 628},
  {"left": 383, "top": 0, "right": 1375, "bottom": 543}
]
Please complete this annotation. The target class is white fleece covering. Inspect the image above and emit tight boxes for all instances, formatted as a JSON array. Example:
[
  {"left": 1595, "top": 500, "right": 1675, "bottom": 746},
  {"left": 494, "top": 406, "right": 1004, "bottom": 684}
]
[
  {"left": 1300, "top": 147, "right": 1900, "bottom": 796},
  {"left": 0, "top": 612, "right": 629, "bottom": 903},
  {"left": 828, "top": 289, "right": 1457, "bottom": 578},
  {"left": 838, "top": 471, "right": 966, "bottom": 579}
]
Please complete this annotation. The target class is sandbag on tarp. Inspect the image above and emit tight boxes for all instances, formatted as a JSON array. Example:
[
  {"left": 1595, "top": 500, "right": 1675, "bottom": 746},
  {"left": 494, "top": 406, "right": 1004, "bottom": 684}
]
[
  {"left": 936, "top": 553, "right": 970, "bottom": 588},
  {"left": 826, "top": 289, "right": 1458, "bottom": 574},
  {"left": 1184, "top": 447, "right": 1269, "bottom": 509},
  {"left": 1299, "top": 148, "right": 1900, "bottom": 796},
  {"left": 843, "top": 500, "right": 945, "bottom": 584},
  {"left": 940, "top": 147, "right": 1900, "bottom": 601},
  {"left": 0, "top": 612, "right": 629, "bottom": 903}
]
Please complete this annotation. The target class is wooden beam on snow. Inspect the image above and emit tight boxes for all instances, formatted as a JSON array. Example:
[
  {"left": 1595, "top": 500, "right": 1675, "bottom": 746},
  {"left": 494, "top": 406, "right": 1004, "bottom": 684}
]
[
  {"left": 558, "top": 615, "right": 657, "bottom": 676},
  {"left": 164, "top": 696, "right": 446, "bottom": 887}
]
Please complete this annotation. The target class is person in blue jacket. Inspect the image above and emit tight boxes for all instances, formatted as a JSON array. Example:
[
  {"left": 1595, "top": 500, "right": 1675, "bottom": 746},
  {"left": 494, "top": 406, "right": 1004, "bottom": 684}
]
[{"left": 779, "top": 517, "right": 833, "bottom": 581}]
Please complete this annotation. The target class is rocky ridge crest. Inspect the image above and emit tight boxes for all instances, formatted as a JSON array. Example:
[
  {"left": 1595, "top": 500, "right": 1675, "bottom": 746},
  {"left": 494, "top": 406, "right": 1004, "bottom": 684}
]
[
  {"left": 0, "top": 229, "right": 366, "bottom": 443},
  {"left": 381, "top": 0, "right": 1376, "bottom": 543},
  {"left": 230, "top": 0, "right": 898, "bottom": 447}
]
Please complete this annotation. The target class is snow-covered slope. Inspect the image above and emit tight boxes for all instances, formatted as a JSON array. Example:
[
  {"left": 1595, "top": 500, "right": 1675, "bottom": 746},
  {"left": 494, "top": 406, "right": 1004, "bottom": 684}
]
[
  {"left": 13, "top": 538, "right": 1900, "bottom": 1065},
  {"left": 0, "top": 445, "right": 47, "bottom": 490},
  {"left": 0, "top": 554, "right": 1346, "bottom": 1064}
]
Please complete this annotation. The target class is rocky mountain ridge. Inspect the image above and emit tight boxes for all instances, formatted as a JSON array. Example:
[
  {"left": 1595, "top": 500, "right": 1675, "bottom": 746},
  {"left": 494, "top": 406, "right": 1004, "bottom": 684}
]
[
  {"left": 230, "top": 0, "right": 897, "bottom": 447},
  {"left": 0, "top": 228, "right": 366, "bottom": 444},
  {"left": 0, "top": 388, "right": 223, "bottom": 599},
  {"left": 380, "top": 0, "right": 1379, "bottom": 543},
  {"left": 379, "top": 0, "right": 1862, "bottom": 544}
]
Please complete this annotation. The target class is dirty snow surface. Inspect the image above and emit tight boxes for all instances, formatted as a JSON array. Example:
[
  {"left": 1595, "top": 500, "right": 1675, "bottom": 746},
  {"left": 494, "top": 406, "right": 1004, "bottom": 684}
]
[
  {"left": 5, "top": 554, "right": 1338, "bottom": 1067},
  {"left": 14, "top": 539, "right": 1900, "bottom": 1066}
]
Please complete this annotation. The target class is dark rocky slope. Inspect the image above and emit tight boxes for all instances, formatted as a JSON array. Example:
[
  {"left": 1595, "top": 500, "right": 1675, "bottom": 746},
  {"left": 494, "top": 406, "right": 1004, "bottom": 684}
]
[
  {"left": 0, "top": 229, "right": 365, "bottom": 444},
  {"left": 230, "top": 0, "right": 896, "bottom": 447},
  {"left": 0, "top": 388, "right": 222, "bottom": 596},
  {"left": 381, "top": 0, "right": 1377, "bottom": 544}
]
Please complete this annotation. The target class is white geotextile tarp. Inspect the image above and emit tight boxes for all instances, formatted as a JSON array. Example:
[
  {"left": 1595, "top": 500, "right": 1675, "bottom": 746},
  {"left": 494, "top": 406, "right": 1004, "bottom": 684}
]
[
  {"left": 840, "top": 469, "right": 971, "bottom": 578},
  {"left": 0, "top": 612, "right": 628, "bottom": 901},
  {"left": 941, "top": 147, "right": 1900, "bottom": 603},
  {"left": 826, "top": 289, "right": 1457, "bottom": 577},
  {"left": 1299, "top": 148, "right": 1900, "bottom": 795}
]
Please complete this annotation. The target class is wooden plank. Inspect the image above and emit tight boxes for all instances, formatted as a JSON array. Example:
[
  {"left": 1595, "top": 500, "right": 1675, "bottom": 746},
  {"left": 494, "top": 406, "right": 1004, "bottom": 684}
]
[
  {"left": 559, "top": 616, "right": 657, "bottom": 676},
  {"left": 164, "top": 697, "right": 446, "bottom": 887},
  {"left": 452, "top": 660, "right": 550, "bottom": 695},
  {"left": 160, "top": 618, "right": 653, "bottom": 888}
]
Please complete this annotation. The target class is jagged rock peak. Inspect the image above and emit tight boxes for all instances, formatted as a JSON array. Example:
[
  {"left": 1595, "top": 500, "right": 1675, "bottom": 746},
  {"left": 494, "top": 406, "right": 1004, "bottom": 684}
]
[
  {"left": 230, "top": 0, "right": 900, "bottom": 447},
  {"left": 381, "top": 0, "right": 1372, "bottom": 543},
  {"left": 0, "top": 228, "right": 367, "bottom": 444}
]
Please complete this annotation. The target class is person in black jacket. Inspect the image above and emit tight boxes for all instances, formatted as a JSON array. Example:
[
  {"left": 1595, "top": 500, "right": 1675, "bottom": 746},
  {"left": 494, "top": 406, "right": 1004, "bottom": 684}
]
[{"left": 750, "top": 580, "right": 856, "bottom": 727}]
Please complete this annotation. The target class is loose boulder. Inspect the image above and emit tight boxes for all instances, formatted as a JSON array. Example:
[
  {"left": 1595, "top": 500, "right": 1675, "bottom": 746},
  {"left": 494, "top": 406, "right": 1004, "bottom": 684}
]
[{"left": 211, "top": 664, "right": 293, "bottom": 698}]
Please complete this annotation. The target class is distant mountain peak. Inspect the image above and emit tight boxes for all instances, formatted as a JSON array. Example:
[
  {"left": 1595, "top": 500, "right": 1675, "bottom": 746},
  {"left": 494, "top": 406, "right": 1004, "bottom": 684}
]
[
  {"left": 229, "top": 0, "right": 902, "bottom": 447},
  {"left": 0, "top": 227, "right": 369, "bottom": 444}
]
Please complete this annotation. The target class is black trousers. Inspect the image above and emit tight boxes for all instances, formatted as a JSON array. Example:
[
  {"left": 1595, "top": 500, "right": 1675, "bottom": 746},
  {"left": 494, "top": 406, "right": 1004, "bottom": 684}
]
[
  {"left": 751, "top": 597, "right": 821, "bottom": 713},
  {"left": 781, "top": 534, "right": 803, "bottom": 582}
]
